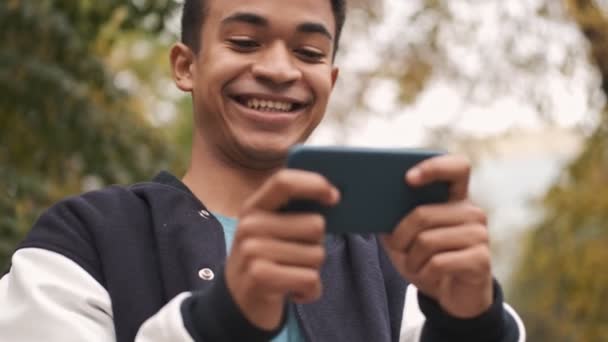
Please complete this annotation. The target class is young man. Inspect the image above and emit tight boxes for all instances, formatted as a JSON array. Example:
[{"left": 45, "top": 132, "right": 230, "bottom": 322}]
[{"left": 0, "top": 0, "right": 525, "bottom": 341}]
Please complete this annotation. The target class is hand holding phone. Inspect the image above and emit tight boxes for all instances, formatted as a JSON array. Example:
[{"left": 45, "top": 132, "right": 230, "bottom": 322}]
[{"left": 282, "top": 145, "right": 450, "bottom": 234}]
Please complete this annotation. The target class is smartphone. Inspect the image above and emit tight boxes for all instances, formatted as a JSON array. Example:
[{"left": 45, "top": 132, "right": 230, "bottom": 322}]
[{"left": 282, "top": 145, "right": 450, "bottom": 234}]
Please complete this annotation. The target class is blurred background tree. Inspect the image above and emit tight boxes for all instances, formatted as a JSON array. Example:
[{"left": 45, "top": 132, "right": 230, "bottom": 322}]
[
  {"left": 0, "top": 0, "right": 186, "bottom": 270},
  {"left": 510, "top": 1, "right": 608, "bottom": 341}
]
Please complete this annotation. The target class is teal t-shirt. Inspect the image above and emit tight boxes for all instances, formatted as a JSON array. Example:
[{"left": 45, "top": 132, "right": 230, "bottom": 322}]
[{"left": 214, "top": 214, "right": 304, "bottom": 342}]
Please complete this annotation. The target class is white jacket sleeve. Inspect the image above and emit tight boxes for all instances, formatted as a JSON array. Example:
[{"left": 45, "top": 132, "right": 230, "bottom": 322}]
[
  {"left": 135, "top": 293, "right": 195, "bottom": 342},
  {"left": 0, "top": 248, "right": 194, "bottom": 342}
]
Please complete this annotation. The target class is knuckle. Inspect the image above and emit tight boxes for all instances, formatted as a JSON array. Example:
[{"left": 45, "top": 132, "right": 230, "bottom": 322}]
[
  {"left": 474, "top": 225, "right": 489, "bottom": 243},
  {"left": 236, "top": 215, "right": 258, "bottom": 238},
  {"left": 248, "top": 261, "right": 269, "bottom": 283},
  {"left": 428, "top": 255, "right": 445, "bottom": 273},
  {"left": 416, "top": 232, "right": 434, "bottom": 253},
  {"left": 311, "top": 246, "right": 326, "bottom": 266},
  {"left": 412, "top": 207, "right": 431, "bottom": 227},
  {"left": 412, "top": 206, "right": 426, "bottom": 218},
  {"left": 458, "top": 155, "right": 472, "bottom": 174},
  {"left": 272, "top": 171, "right": 292, "bottom": 191},
  {"left": 303, "top": 272, "right": 321, "bottom": 289},
  {"left": 478, "top": 244, "right": 491, "bottom": 259},
  {"left": 240, "top": 239, "right": 262, "bottom": 260},
  {"left": 236, "top": 212, "right": 268, "bottom": 243},
  {"left": 312, "top": 281, "right": 323, "bottom": 300},
  {"left": 467, "top": 205, "right": 487, "bottom": 225},
  {"left": 475, "top": 246, "right": 492, "bottom": 272},
  {"left": 312, "top": 291, "right": 322, "bottom": 302},
  {"left": 310, "top": 215, "right": 326, "bottom": 235}
]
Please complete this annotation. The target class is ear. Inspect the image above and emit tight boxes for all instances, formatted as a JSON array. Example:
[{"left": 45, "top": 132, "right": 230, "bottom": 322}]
[
  {"left": 330, "top": 66, "right": 339, "bottom": 90},
  {"left": 170, "top": 43, "right": 195, "bottom": 92}
]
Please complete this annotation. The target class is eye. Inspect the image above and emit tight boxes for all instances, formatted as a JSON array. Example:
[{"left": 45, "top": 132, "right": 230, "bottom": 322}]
[
  {"left": 227, "top": 38, "right": 260, "bottom": 51},
  {"left": 296, "top": 48, "right": 326, "bottom": 62}
]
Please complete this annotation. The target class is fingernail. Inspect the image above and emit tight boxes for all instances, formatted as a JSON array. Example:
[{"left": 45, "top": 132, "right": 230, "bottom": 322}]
[
  {"left": 407, "top": 168, "right": 420, "bottom": 182},
  {"left": 332, "top": 188, "right": 341, "bottom": 203}
]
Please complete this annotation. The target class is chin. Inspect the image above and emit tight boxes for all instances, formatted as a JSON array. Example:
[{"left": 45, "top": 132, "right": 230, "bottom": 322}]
[
  {"left": 247, "top": 142, "right": 291, "bottom": 160},
  {"left": 236, "top": 137, "right": 298, "bottom": 168}
]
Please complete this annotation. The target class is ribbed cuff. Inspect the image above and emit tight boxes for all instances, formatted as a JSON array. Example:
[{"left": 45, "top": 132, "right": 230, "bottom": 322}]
[
  {"left": 181, "top": 266, "right": 287, "bottom": 342},
  {"left": 418, "top": 279, "right": 518, "bottom": 342}
]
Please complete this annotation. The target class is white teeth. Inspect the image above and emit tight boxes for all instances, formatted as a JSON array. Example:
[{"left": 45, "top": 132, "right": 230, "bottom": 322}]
[{"left": 244, "top": 98, "right": 295, "bottom": 112}]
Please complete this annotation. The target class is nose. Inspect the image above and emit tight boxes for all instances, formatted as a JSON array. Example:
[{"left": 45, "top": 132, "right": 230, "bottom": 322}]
[{"left": 251, "top": 42, "right": 302, "bottom": 86}]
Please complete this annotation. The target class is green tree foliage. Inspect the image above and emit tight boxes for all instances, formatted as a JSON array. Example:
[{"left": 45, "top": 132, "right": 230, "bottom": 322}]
[
  {"left": 0, "top": 0, "right": 183, "bottom": 270},
  {"left": 326, "top": 0, "right": 592, "bottom": 147},
  {"left": 510, "top": 1, "right": 608, "bottom": 341}
]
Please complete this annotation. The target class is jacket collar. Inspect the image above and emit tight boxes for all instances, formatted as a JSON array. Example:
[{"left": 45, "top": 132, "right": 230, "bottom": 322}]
[{"left": 152, "top": 171, "right": 193, "bottom": 195}]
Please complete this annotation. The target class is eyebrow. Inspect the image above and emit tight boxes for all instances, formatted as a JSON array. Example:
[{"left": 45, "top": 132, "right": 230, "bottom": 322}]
[
  {"left": 296, "top": 22, "right": 333, "bottom": 41},
  {"left": 221, "top": 12, "right": 268, "bottom": 27},
  {"left": 221, "top": 12, "right": 333, "bottom": 41}
]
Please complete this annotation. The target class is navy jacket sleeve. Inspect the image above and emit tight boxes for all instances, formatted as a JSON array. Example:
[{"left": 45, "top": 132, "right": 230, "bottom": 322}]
[
  {"left": 181, "top": 266, "right": 286, "bottom": 341},
  {"left": 418, "top": 280, "right": 520, "bottom": 341}
]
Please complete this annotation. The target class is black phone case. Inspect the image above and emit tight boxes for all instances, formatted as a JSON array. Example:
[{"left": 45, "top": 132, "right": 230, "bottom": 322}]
[{"left": 282, "top": 146, "right": 450, "bottom": 234}]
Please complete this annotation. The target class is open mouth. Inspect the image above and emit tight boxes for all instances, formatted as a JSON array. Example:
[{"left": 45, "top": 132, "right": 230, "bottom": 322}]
[{"left": 231, "top": 95, "right": 307, "bottom": 113}]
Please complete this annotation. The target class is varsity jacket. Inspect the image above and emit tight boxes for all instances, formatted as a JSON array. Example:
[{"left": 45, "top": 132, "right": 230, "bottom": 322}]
[{"left": 0, "top": 172, "right": 525, "bottom": 341}]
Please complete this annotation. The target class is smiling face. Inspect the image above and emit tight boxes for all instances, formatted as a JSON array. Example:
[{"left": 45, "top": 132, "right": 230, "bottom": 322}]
[{"left": 183, "top": 0, "right": 339, "bottom": 169}]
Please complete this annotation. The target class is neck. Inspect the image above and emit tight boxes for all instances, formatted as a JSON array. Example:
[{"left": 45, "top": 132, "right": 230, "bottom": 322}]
[{"left": 182, "top": 133, "right": 281, "bottom": 218}]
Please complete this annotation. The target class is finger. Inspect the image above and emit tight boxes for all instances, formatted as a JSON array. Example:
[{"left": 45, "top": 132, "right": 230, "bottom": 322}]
[
  {"left": 380, "top": 238, "right": 438, "bottom": 297},
  {"left": 384, "top": 202, "right": 487, "bottom": 252},
  {"left": 380, "top": 235, "right": 407, "bottom": 273},
  {"left": 290, "top": 287, "right": 322, "bottom": 304},
  {"left": 236, "top": 237, "right": 326, "bottom": 269},
  {"left": 416, "top": 244, "right": 492, "bottom": 285},
  {"left": 405, "top": 223, "right": 488, "bottom": 274},
  {"left": 235, "top": 212, "right": 326, "bottom": 245},
  {"left": 241, "top": 169, "right": 340, "bottom": 213},
  {"left": 246, "top": 259, "right": 322, "bottom": 302},
  {"left": 406, "top": 154, "right": 471, "bottom": 201}
]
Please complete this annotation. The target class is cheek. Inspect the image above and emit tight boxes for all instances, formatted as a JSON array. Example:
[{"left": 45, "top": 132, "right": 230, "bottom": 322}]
[
  {"left": 301, "top": 70, "right": 334, "bottom": 131},
  {"left": 197, "top": 64, "right": 225, "bottom": 103},
  {"left": 309, "top": 71, "right": 334, "bottom": 110},
  {"left": 196, "top": 49, "right": 242, "bottom": 99}
]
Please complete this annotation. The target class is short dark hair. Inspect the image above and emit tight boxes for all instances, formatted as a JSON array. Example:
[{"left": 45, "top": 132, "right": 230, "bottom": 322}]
[{"left": 181, "top": 0, "right": 347, "bottom": 59}]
